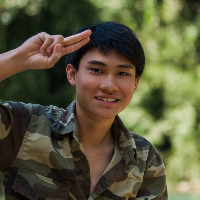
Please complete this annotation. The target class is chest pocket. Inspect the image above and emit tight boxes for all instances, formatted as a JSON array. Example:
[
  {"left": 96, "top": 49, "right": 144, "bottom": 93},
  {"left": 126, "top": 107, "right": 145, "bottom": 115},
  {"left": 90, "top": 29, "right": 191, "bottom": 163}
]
[{"left": 12, "top": 169, "right": 71, "bottom": 200}]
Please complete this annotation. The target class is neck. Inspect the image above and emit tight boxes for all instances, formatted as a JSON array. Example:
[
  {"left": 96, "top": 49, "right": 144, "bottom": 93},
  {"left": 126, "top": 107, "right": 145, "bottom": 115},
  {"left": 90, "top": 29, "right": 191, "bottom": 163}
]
[{"left": 75, "top": 111, "right": 115, "bottom": 149}]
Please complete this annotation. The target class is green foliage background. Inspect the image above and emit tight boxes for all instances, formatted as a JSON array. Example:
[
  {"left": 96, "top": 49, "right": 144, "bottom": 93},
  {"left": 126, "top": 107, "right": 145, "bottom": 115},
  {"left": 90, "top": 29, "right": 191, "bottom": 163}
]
[{"left": 0, "top": 0, "right": 200, "bottom": 194}]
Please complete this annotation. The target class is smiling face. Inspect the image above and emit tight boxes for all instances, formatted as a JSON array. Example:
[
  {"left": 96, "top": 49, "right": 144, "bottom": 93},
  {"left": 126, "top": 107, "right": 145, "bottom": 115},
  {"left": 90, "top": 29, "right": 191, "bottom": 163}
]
[{"left": 66, "top": 48, "right": 139, "bottom": 121}]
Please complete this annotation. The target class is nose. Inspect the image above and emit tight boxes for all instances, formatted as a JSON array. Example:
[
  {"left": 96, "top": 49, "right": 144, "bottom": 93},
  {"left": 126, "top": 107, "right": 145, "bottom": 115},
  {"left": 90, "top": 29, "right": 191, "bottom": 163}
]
[{"left": 100, "top": 76, "right": 118, "bottom": 94}]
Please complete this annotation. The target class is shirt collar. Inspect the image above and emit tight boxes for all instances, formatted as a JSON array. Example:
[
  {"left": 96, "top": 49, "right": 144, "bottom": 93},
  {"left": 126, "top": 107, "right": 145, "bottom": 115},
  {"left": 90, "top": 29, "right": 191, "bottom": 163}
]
[
  {"left": 51, "top": 100, "right": 137, "bottom": 163},
  {"left": 112, "top": 115, "right": 138, "bottom": 164},
  {"left": 51, "top": 100, "right": 78, "bottom": 135}
]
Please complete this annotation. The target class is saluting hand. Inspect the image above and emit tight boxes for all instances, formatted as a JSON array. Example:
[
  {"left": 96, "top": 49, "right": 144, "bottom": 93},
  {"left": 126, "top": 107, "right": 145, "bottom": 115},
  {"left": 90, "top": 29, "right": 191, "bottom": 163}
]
[{"left": 16, "top": 30, "right": 91, "bottom": 70}]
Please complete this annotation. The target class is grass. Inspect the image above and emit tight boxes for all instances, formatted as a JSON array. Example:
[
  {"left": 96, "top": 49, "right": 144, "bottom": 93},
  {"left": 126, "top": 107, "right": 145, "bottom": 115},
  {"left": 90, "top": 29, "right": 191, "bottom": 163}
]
[{"left": 169, "top": 193, "right": 200, "bottom": 200}]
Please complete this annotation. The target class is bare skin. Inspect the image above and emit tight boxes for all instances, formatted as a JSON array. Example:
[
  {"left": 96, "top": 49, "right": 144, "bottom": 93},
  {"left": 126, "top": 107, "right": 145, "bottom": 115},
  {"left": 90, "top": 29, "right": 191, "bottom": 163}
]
[
  {"left": 85, "top": 145, "right": 114, "bottom": 193},
  {"left": 77, "top": 114, "right": 115, "bottom": 192},
  {"left": 0, "top": 30, "right": 91, "bottom": 81}
]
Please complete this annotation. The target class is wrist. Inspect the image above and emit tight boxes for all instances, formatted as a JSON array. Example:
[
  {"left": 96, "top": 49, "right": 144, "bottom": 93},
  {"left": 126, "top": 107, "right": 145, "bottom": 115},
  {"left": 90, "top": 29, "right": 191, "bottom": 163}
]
[{"left": 14, "top": 46, "right": 29, "bottom": 72}]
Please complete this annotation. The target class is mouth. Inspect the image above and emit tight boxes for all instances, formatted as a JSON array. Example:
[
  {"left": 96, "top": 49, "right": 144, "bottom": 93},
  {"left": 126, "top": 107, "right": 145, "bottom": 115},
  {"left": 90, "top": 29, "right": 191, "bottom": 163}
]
[{"left": 95, "top": 97, "right": 118, "bottom": 102}]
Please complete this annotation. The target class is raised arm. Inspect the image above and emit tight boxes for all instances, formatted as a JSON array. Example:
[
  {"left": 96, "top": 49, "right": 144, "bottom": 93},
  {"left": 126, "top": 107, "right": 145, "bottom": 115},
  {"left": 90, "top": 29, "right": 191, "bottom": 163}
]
[{"left": 0, "top": 30, "right": 91, "bottom": 81}]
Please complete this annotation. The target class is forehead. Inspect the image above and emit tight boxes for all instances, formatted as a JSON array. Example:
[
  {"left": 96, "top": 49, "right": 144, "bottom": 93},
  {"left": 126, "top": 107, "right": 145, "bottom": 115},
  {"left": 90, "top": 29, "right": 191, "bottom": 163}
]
[{"left": 79, "top": 48, "right": 135, "bottom": 68}]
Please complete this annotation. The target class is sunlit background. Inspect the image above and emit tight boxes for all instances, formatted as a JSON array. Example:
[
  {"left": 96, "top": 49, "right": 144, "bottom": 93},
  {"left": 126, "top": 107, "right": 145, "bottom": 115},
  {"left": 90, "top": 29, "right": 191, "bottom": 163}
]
[{"left": 0, "top": 0, "right": 200, "bottom": 199}]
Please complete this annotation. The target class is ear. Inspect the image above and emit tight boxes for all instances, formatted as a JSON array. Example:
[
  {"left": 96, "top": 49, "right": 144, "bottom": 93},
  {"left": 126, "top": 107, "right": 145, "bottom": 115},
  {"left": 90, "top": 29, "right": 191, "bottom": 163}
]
[
  {"left": 134, "top": 76, "right": 140, "bottom": 92},
  {"left": 66, "top": 64, "right": 76, "bottom": 86}
]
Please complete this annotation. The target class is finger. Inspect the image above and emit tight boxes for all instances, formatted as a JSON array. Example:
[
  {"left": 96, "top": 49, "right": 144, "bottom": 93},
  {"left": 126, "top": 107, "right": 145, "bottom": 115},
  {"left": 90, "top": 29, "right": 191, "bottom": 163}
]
[
  {"left": 62, "top": 30, "right": 91, "bottom": 47},
  {"left": 46, "top": 35, "right": 64, "bottom": 54},
  {"left": 40, "top": 33, "right": 55, "bottom": 53},
  {"left": 61, "top": 36, "right": 90, "bottom": 56},
  {"left": 46, "top": 44, "right": 62, "bottom": 68}
]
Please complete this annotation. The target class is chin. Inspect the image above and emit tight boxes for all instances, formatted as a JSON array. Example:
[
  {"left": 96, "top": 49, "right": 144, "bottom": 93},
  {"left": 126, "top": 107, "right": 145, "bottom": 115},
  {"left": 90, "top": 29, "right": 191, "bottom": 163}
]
[{"left": 95, "top": 112, "right": 117, "bottom": 120}]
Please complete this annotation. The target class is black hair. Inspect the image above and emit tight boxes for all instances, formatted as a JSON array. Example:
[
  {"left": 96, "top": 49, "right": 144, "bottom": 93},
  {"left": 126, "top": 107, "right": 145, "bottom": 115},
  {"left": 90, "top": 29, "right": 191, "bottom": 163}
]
[{"left": 65, "top": 21, "right": 145, "bottom": 77}]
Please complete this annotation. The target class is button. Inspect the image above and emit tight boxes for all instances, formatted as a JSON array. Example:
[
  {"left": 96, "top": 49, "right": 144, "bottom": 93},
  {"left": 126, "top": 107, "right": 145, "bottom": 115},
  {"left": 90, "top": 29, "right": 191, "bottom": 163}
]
[{"left": 82, "top": 169, "right": 87, "bottom": 175}]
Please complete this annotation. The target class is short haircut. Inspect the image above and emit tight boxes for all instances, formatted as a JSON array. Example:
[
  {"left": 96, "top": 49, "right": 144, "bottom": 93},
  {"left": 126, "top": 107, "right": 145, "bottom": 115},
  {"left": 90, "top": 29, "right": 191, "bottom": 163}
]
[{"left": 65, "top": 21, "right": 145, "bottom": 77}]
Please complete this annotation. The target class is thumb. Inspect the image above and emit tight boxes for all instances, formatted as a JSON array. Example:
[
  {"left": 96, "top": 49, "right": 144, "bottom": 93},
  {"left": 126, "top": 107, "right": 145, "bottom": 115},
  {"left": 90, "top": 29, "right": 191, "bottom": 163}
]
[{"left": 47, "top": 44, "right": 62, "bottom": 68}]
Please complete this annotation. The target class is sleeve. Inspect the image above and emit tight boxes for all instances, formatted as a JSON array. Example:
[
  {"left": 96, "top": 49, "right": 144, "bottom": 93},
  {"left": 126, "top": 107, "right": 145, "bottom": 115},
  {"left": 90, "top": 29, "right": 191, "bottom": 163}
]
[
  {"left": 0, "top": 102, "right": 32, "bottom": 172},
  {"left": 136, "top": 145, "right": 168, "bottom": 200}
]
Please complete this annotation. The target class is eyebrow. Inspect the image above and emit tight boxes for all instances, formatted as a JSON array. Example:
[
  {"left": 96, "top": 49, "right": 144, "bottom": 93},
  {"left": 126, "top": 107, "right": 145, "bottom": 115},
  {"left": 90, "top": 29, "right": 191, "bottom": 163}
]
[{"left": 87, "top": 60, "right": 133, "bottom": 69}]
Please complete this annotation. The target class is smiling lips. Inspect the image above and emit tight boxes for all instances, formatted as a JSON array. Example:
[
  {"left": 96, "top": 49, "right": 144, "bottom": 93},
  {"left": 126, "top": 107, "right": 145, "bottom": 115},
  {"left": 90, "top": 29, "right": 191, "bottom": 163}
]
[{"left": 96, "top": 97, "right": 118, "bottom": 102}]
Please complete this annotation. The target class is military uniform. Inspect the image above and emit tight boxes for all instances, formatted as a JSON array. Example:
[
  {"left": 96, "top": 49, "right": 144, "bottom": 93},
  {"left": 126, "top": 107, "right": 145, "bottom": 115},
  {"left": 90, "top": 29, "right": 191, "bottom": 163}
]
[{"left": 0, "top": 100, "right": 167, "bottom": 200}]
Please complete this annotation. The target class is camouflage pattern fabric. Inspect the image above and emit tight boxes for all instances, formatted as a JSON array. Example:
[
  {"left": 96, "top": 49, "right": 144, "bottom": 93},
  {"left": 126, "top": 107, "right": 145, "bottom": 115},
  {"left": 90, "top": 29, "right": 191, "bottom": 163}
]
[{"left": 0, "top": 100, "right": 167, "bottom": 200}]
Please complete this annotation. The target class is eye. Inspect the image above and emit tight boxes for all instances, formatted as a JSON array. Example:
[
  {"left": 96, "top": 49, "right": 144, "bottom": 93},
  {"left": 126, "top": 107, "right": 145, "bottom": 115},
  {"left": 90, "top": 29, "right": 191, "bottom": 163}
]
[
  {"left": 118, "top": 72, "right": 129, "bottom": 76},
  {"left": 90, "top": 68, "right": 103, "bottom": 73}
]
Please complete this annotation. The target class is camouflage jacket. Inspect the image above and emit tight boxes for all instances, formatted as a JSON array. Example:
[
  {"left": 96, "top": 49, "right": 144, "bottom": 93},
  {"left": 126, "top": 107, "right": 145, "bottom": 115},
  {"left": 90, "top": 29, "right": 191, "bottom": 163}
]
[{"left": 0, "top": 101, "right": 167, "bottom": 200}]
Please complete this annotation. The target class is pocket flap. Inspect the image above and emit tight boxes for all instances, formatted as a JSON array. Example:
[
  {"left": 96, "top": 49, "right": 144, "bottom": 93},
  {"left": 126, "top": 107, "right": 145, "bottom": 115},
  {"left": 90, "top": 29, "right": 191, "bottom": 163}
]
[{"left": 12, "top": 169, "right": 71, "bottom": 200}]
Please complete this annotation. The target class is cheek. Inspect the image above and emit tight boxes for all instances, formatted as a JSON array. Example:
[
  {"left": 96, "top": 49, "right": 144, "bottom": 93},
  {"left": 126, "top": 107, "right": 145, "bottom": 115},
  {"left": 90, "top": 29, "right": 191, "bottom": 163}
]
[
  {"left": 120, "top": 80, "right": 135, "bottom": 96},
  {"left": 76, "top": 76, "right": 98, "bottom": 92}
]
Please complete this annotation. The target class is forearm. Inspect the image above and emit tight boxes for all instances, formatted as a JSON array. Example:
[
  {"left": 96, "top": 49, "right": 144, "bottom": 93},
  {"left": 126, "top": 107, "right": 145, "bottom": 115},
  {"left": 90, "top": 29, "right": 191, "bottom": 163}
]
[{"left": 0, "top": 48, "right": 26, "bottom": 82}]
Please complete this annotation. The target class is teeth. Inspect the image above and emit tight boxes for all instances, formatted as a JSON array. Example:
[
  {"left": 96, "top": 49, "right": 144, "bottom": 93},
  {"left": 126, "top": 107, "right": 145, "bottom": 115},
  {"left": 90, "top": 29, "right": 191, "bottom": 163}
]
[{"left": 96, "top": 97, "right": 117, "bottom": 102}]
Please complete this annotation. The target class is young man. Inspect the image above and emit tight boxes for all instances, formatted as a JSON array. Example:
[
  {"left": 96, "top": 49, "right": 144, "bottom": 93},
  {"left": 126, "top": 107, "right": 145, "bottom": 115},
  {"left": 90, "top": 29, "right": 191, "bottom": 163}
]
[{"left": 0, "top": 22, "right": 167, "bottom": 200}]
